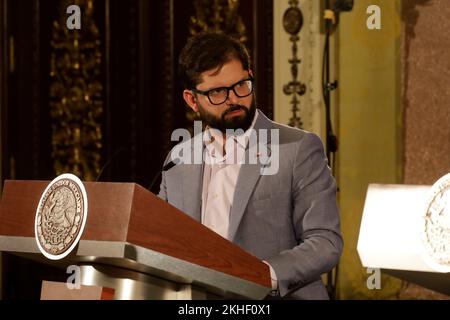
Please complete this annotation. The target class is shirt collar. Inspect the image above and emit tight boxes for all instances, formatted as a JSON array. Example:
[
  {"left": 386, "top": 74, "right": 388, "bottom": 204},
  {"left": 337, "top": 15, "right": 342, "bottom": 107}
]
[{"left": 203, "top": 111, "right": 258, "bottom": 161}]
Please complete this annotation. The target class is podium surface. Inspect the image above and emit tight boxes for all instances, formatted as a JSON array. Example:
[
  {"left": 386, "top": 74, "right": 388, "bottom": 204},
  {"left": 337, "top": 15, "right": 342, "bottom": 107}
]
[{"left": 0, "top": 180, "right": 271, "bottom": 299}]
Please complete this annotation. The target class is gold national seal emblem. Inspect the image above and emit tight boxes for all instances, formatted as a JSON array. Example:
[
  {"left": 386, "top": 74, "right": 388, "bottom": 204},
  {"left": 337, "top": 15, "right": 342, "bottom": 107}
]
[
  {"left": 422, "top": 173, "right": 450, "bottom": 272},
  {"left": 35, "top": 173, "right": 88, "bottom": 260}
]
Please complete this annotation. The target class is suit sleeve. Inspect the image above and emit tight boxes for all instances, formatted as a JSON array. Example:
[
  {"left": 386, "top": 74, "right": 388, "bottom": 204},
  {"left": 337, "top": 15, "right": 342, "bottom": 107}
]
[
  {"left": 266, "top": 132, "right": 343, "bottom": 297},
  {"left": 157, "top": 152, "right": 171, "bottom": 201}
]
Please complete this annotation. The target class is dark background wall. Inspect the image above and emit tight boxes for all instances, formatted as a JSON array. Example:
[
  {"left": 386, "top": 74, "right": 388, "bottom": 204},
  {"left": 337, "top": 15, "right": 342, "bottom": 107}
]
[{"left": 0, "top": 0, "right": 273, "bottom": 193}]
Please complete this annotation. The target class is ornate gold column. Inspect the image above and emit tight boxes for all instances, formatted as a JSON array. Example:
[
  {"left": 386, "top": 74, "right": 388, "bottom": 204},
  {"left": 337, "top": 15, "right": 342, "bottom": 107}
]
[
  {"left": 49, "top": 0, "right": 103, "bottom": 181},
  {"left": 190, "top": 0, "right": 247, "bottom": 42}
]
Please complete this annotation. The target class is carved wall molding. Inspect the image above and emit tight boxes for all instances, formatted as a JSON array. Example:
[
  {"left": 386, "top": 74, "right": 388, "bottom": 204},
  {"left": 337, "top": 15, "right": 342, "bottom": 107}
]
[
  {"left": 275, "top": 0, "right": 326, "bottom": 137},
  {"left": 282, "top": 0, "right": 306, "bottom": 128}
]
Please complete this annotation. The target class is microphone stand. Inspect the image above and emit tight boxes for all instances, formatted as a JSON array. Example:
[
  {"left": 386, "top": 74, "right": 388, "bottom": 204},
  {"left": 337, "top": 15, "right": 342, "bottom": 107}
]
[
  {"left": 322, "top": 0, "right": 353, "bottom": 301},
  {"left": 323, "top": 0, "right": 339, "bottom": 300},
  {"left": 323, "top": 9, "right": 339, "bottom": 161}
]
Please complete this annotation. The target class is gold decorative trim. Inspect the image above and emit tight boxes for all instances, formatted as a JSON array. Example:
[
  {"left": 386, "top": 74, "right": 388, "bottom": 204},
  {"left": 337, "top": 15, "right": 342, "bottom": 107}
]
[{"left": 282, "top": 0, "right": 306, "bottom": 129}]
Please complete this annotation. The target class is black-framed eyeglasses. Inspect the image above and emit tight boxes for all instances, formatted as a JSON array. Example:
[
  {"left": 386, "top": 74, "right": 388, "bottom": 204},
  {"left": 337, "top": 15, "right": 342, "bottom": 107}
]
[{"left": 191, "top": 77, "right": 254, "bottom": 105}]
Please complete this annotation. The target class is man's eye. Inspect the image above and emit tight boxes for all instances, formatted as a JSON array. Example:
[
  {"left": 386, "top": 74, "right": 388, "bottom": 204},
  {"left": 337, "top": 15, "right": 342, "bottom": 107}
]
[{"left": 209, "top": 88, "right": 226, "bottom": 96}]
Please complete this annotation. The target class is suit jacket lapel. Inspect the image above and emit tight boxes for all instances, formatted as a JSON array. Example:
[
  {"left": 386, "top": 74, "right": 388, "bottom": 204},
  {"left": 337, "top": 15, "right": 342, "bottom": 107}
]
[
  {"left": 181, "top": 133, "right": 205, "bottom": 222},
  {"left": 228, "top": 110, "right": 273, "bottom": 241},
  {"left": 182, "top": 163, "right": 203, "bottom": 222},
  {"left": 227, "top": 161, "right": 262, "bottom": 241}
]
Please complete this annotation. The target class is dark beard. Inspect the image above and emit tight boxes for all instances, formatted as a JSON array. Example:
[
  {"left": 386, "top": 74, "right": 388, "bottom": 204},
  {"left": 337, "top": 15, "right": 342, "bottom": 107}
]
[{"left": 198, "top": 99, "right": 257, "bottom": 133}]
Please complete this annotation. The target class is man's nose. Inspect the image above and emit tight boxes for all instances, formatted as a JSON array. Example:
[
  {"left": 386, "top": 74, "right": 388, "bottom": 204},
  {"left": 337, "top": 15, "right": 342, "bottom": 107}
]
[{"left": 226, "top": 89, "right": 240, "bottom": 105}]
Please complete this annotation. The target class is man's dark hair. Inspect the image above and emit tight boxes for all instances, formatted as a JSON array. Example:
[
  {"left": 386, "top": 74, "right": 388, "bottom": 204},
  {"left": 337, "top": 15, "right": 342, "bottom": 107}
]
[{"left": 178, "top": 32, "right": 251, "bottom": 90}]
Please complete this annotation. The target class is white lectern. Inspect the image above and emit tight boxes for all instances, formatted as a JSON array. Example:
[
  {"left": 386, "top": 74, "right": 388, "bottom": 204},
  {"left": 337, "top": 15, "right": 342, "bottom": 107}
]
[{"left": 357, "top": 183, "right": 450, "bottom": 296}]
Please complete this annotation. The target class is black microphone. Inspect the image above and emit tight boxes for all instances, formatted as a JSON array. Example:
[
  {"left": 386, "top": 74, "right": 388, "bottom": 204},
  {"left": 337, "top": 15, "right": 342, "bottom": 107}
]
[
  {"left": 333, "top": 0, "right": 354, "bottom": 12},
  {"left": 96, "top": 147, "right": 126, "bottom": 182},
  {"left": 148, "top": 158, "right": 180, "bottom": 191},
  {"left": 324, "top": 0, "right": 354, "bottom": 34}
]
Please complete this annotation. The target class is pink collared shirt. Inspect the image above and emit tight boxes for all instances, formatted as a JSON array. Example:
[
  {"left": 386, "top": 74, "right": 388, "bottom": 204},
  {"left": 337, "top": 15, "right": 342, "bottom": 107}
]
[{"left": 201, "top": 112, "right": 257, "bottom": 239}]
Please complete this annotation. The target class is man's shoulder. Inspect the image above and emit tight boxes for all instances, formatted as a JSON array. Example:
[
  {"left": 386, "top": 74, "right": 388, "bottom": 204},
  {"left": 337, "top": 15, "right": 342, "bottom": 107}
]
[{"left": 163, "top": 130, "right": 203, "bottom": 165}]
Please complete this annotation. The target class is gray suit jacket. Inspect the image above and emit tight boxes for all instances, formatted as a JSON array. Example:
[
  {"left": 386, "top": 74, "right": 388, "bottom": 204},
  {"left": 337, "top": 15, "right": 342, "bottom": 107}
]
[{"left": 158, "top": 110, "right": 343, "bottom": 299}]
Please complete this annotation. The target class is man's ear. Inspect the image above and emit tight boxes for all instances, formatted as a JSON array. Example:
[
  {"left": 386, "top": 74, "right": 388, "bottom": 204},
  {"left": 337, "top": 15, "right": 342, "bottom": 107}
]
[
  {"left": 249, "top": 69, "right": 254, "bottom": 78},
  {"left": 183, "top": 90, "right": 199, "bottom": 113}
]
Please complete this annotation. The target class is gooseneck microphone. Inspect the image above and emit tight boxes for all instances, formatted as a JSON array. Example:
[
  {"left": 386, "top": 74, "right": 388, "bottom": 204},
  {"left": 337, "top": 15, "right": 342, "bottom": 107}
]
[
  {"left": 96, "top": 147, "right": 126, "bottom": 182},
  {"left": 148, "top": 158, "right": 180, "bottom": 191}
]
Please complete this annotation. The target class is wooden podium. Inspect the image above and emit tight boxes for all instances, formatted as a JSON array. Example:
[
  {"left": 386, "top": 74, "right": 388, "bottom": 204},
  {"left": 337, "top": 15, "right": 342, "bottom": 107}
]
[{"left": 0, "top": 180, "right": 271, "bottom": 299}]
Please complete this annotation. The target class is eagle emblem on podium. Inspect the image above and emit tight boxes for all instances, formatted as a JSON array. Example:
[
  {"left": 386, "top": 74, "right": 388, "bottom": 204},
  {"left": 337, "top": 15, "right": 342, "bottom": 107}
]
[{"left": 35, "top": 174, "right": 88, "bottom": 260}]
